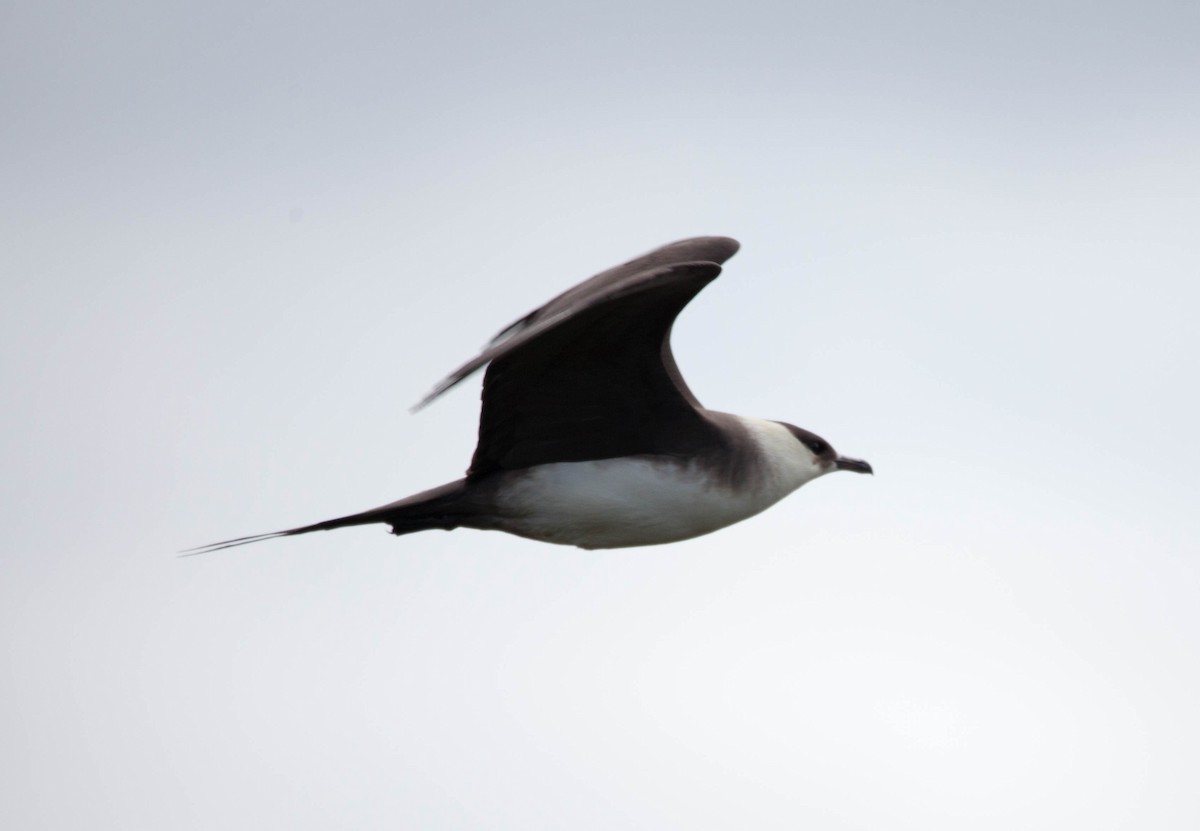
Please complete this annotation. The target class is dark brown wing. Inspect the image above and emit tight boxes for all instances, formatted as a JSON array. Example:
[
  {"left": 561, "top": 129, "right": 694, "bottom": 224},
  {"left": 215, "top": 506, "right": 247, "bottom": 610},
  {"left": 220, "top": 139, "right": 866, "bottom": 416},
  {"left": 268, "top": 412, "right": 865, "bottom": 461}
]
[
  {"left": 468, "top": 261, "right": 723, "bottom": 476},
  {"left": 414, "top": 236, "right": 741, "bottom": 478},
  {"left": 414, "top": 236, "right": 740, "bottom": 409}
]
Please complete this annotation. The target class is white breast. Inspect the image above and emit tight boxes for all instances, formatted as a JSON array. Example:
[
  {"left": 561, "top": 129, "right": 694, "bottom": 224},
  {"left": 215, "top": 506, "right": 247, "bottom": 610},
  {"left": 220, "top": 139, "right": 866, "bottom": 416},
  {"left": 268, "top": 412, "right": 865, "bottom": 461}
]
[{"left": 493, "top": 416, "right": 826, "bottom": 549}]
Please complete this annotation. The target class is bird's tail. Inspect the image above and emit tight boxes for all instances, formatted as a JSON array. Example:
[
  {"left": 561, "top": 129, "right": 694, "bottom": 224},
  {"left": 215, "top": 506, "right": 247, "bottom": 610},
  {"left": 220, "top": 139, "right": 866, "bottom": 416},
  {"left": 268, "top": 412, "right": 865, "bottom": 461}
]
[{"left": 181, "top": 479, "right": 474, "bottom": 556}]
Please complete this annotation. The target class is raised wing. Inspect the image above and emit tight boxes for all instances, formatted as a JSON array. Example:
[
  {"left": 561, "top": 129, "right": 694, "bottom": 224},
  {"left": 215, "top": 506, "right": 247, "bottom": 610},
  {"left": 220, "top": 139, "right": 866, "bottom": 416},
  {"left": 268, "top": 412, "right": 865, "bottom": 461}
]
[
  {"left": 415, "top": 236, "right": 740, "bottom": 409},
  {"left": 415, "top": 236, "right": 741, "bottom": 478}
]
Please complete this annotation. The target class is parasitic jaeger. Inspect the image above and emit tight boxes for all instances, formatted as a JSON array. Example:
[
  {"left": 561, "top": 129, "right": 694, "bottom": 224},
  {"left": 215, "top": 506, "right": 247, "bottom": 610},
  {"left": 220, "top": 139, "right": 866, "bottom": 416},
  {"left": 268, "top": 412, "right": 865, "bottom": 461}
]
[{"left": 189, "top": 236, "right": 871, "bottom": 554}]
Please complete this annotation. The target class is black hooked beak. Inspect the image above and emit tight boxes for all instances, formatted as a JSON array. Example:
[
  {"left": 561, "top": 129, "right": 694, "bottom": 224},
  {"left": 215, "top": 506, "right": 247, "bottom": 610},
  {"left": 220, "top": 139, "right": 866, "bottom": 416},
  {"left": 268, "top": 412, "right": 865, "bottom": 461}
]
[{"left": 835, "top": 456, "right": 873, "bottom": 475}]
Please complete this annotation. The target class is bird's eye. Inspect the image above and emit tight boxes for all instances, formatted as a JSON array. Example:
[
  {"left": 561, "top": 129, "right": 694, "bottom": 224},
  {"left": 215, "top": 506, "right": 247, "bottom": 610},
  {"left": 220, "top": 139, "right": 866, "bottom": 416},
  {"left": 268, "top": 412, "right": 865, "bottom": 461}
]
[{"left": 806, "top": 439, "right": 827, "bottom": 455}]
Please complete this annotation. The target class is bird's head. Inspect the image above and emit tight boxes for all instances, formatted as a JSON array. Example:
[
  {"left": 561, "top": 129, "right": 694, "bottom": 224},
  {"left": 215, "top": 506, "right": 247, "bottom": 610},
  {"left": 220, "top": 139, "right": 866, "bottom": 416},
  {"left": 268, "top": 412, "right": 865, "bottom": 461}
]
[{"left": 780, "top": 423, "right": 873, "bottom": 479}]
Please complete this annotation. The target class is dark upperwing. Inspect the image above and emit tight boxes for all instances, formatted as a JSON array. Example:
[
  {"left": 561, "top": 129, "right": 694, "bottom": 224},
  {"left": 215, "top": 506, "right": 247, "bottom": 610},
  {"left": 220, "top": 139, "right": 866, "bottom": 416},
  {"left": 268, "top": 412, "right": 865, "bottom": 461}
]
[{"left": 414, "top": 236, "right": 742, "bottom": 478}]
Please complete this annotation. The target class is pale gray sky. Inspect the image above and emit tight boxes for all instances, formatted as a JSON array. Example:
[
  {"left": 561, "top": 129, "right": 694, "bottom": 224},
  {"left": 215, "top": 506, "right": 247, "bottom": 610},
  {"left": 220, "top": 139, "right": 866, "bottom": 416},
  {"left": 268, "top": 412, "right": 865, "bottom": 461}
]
[{"left": 3, "top": 1, "right": 1199, "bottom": 828}]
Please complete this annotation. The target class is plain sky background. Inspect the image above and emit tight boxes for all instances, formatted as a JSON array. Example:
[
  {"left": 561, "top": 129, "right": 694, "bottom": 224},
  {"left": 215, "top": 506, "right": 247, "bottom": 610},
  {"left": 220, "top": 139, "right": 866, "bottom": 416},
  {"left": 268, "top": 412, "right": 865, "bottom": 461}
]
[{"left": 3, "top": 1, "right": 1199, "bottom": 828}]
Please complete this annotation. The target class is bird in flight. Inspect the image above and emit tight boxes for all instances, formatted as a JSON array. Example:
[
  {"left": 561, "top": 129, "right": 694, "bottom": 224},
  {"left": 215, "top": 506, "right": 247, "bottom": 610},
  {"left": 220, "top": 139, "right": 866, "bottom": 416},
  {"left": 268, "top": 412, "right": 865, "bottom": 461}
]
[{"left": 188, "top": 236, "right": 871, "bottom": 554}]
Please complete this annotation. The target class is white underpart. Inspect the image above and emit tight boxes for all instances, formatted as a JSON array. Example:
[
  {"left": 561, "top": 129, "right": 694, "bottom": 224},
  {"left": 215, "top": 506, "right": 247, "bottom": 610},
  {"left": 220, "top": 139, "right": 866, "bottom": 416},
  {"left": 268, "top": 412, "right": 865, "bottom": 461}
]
[{"left": 495, "top": 416, "right": 829, "bottom": 549}]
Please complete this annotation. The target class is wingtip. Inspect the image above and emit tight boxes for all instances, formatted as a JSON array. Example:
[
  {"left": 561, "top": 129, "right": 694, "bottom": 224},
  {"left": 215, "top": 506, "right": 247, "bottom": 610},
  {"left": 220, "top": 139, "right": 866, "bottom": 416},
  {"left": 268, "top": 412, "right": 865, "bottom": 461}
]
[
  {"left": 411, "top": 377, "right": 455, "bottom": 412},
  {"left": 662, "top": 235, "right": 740, "bottom": 263}
]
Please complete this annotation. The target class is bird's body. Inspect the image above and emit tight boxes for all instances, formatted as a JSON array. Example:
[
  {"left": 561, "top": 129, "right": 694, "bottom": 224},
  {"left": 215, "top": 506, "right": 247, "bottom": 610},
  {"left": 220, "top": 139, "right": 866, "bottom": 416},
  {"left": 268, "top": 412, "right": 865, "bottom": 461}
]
[
  {"left": 492, "top": 416, "right": 825, "bottom": 549},
  {"left": 190, "top": 237, "right": 870, "bottom": 555}
]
